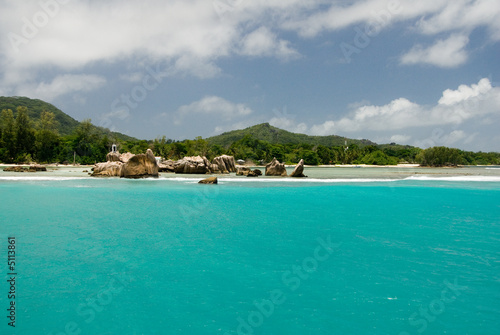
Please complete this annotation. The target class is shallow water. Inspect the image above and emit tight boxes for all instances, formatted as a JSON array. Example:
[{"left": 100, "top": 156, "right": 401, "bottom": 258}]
[{"left": 0, "top": 168, "right": 499, "bottom": 334}]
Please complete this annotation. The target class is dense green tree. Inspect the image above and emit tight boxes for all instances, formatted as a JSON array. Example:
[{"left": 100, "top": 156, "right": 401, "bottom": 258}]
[
  {"left": 35, "top": 111, "right": 60, "bottom": 162},
  {"left": 316, "top": 145, "right": 332, "bottom": 164},
  {"left": 417, "top": 146, "right": 464, "bottom": 167},
  {"left": 0, "top": 109, "right": 16, "bottom": 162},
  {"left": 360, "top": 150, "right": 398, "bottom": 165},
  {"left": 302, "top": 150, "right": 320, "bottom": 165},
  {"left": 14, "top": 107, "right": 36, "bottom": 161}
]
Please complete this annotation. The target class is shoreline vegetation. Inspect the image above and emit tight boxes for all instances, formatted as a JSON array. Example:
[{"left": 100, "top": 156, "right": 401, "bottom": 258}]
[{"left": 1, "top": 97, "right": 499, "bottom": 169}]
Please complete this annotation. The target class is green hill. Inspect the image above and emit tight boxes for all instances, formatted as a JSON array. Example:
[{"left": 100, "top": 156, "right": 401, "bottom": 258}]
[
  {"left": 206, "top": 123, "right": 376, "bottom": 147},
  {"left": 0, "top": 96, "right": 136, "bottom": 141}
]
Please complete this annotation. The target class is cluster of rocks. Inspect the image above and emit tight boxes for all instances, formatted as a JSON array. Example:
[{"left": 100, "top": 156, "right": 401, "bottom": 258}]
[
  {"left": 265, "top": 158, "right": 306, "bottom": 177},
  {"left": 91, "top": 150, "right": 307, "bottom": 180},
  {"left": 92, "top": 149, "right": 159, "bottom": 178},
  {"left": 236, "top": 167, "right": 262, "bottom": 177},
  {"left": 3, "top": 165, "right": 47, "bottom": 172},
  {"left": 157, "top": 154, "right": 236, "bottom": 174},
  {"left": 92, "top": 151, "right": 237, "bottom": 179}
]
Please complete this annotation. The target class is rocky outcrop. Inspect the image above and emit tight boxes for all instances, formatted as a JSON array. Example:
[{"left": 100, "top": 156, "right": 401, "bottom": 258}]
[
  {"left": 92, "top": 149, "right": 158, "bottom": 178},
  {"left": 158, "top": 160, "right": 175, "bottom": 173},
  {"left": 174, "top": 156, "right": 211, "bottom": 174},
  {"left": 106, "top": 152, "right": 121, "bottom": 162},
  {"left": 92, "top": 162, "right": 123, "bottom": 177},
  {"left": 237, "top": 167, "right": 262, "bottom": 177},
  {"left": 120, "top": 152, "right": 135, "bottom": 163},
  {"left": 236, "top": 167, "right": 251, "bottom": 175},
  {"left": 199, "top": 176, "right": 218, "bottom": 184},
  {"left": 121, "top": 149, "right": 158, "bottom": 178},
  {"left": 265, "top": 158, "right": 287, "bottom": 176},
  {"left": 212, "top": 155, "right": 236, "bottom": 173},
  {"left": 290, "top": 159, "right": 306, "bottom": 177},
  {"left": 3, "top": 165, "right": 47, "bottom": 172}
]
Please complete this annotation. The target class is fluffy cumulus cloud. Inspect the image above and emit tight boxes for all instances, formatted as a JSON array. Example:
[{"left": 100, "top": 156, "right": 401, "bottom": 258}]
[
  {"left": 20, "top": 74, "right": 106, "bottom": 101},
  {"left": 0, "top": 0, "right": 498, "bottom": 101},
  {"left": 1, "top": 1, "right": 498, "bottom": 90},
  {"left": 328, "top": 78, "right": 500, "bottom": 149},
  {"left": 259, "top": 78, "right": 499, "bottom": 150},
  {"left": 400, "top": 34, "right": 469, "bottom": 68},
  {"left": 174, "top": 95, "right": 253, "bottom": 125}
]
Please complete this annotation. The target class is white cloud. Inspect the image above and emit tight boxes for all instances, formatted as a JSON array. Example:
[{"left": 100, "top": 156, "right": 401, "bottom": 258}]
[
  {"left": 329, "top": 78, "right": 500, "bottom": 149},
  {"left": 20, "top": 74, "right": 107, "bottom": 101},
  {"left": 400, "top": 34, "right": 469, "bottom": 68},
  {"left": 119, "top": 72, "right": 143, "bottom": 83},
  {"left": 310, "top": 121, "right": 336, "bottom": 136},
  {"left": 175, "top": 96, "right": 253, "bottom": 125},
  {"left": 439, "top": 78, "right": 492, "bottom": 105},
  {"left": 334, "top": 78, "right": 498, "bottom": 132},
  {"left": 239, "top": 27, "right": 299, "bottom": 59},
  {"left": 390, "top": 134, "right": 411, "bottom": 144},
  {"left": 415, "top": 0, "right": 500, "bottom": 40},
  {"left": 0, "top": 0, "right": 498, "bottom": 98},
  {"left": 269, "top": 116, "right": 308, "bottom": 134}
]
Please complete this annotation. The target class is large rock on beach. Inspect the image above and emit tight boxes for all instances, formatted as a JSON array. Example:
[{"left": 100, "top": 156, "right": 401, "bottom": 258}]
[
  {"left": 236, "top": 167, "right": 251, "bottom": 176},
  {"left": 265, "top": 157, "right": 287, "bottom": 177},
  {"left": 158, "top": 160, "right": 175, "bottom": 173},
  {"left": 290, "top": 159, "right": 306, "bottom": 177},
  {"left": 3, "top": 165, "right": 47, "bottom": 172},
  {"left": 174, "top": 156, "right": 211, "bottom": 174},
  {"left": 199, "top": 176, "right": 218, "bottom": 184},
  {"left": 120, "top": 152, "right": 135, "bottom": 163},
  {"left": 92, "top": 149, "right": 159, "bottom": 178},
  {"left": 92, "top": 161, "right": 123, "bottom": 177},
  {"left": 121, "top": 149, "right": 158, "bottom": 178},
  {"left": 237, "top": 167, "right": 261, "bottom": 177},
  {"left": 106, "top": 152, "right": 121, "bottom": 162},
  {"left": 212, "top": 155, "right": 236, "bottom": 173}
]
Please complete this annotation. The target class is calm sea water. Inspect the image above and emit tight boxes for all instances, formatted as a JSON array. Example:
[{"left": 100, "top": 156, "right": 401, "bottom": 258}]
[{"left": 1, "top": 169, "right": 499, "bottom": 335}]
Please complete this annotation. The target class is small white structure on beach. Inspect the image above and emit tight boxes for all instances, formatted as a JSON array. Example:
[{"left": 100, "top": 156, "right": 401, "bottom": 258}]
[{"left": 112, "top": 144, "right": 117, "bottom": 153}]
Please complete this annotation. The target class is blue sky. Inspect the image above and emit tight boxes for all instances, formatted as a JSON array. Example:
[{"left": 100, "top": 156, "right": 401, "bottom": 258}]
[{"left": 1, "top": 0, "right": 499, "bottom": 151}]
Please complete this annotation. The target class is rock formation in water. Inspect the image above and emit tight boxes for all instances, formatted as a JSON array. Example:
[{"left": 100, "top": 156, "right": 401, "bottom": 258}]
[
  {"left": 198, "top": 176, "right": 218, "bottom": 184},
  {"left": 265, "top": 157, "right": 287, "bottom": 176},
  {"left": 92, "top": 153, "right": 239, "bottom": 177},
  {"left": 290, "top": 159, "right": 307, "bottom": 177},
  {"left": 212, "top": 155, "right": 236, "bottom": 173},
  {"left": 92, "top": 161, "right": 123, "bottom": 177},
  {"left": 3, "top": 165, "right": 47, "bottom": 172},
  {"left": 106, "top": 152, "right": 121, "bottom": 162},
  {"left": 121, "top": 149, "right": 159, "bottom": 178},
  {"left": 174, "top": 156, "right": 212, "bottom": 174},
  {"left": 92, "top": 149, "right": 158, "bottom": 178},
  {"left": 237, "top": 166, "right": 261, "bottom": 177},
  {"left": 236, "top": 167, "right": 251, "bottom": 175},
  {"left": 157, "top": 160, "right": 175, "bottom": 173}
]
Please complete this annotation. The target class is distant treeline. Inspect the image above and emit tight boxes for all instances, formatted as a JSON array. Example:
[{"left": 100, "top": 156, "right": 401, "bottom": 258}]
[{"left": 1, "top": 107, "right": 499, "bottom": 166}]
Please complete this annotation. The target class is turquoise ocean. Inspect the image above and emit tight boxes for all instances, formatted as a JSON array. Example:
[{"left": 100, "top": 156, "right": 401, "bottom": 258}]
[{"left": 1, "top": 167, "right": 499, "bottom": 334}]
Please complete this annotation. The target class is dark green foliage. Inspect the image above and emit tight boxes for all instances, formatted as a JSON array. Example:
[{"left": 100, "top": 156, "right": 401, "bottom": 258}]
[
  {"left": 206, "top": 123, "right": 376, "bottom": 147},
  {"left": 417, "top": 147, "right": 465, "bottom": 167},
  {"left": 14, "top": 107, "right": 36, "bottom": 161},
  {"left": 0, "top": 96, "right": 136, "bottom": 141},
  {"left": 0, "top": 97, "right": 498, "bottom": 166},
  {"left": 359, "top": 150, "right": 398, "bottom": 165},
  {"left": 0, "top": 109, "right": 16, "bottom": 162}
]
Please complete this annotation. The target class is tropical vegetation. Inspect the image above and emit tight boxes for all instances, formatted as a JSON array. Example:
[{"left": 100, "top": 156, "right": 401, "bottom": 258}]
[{"left": 1, "top": 97, "right": 499, "bottom": 166}]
